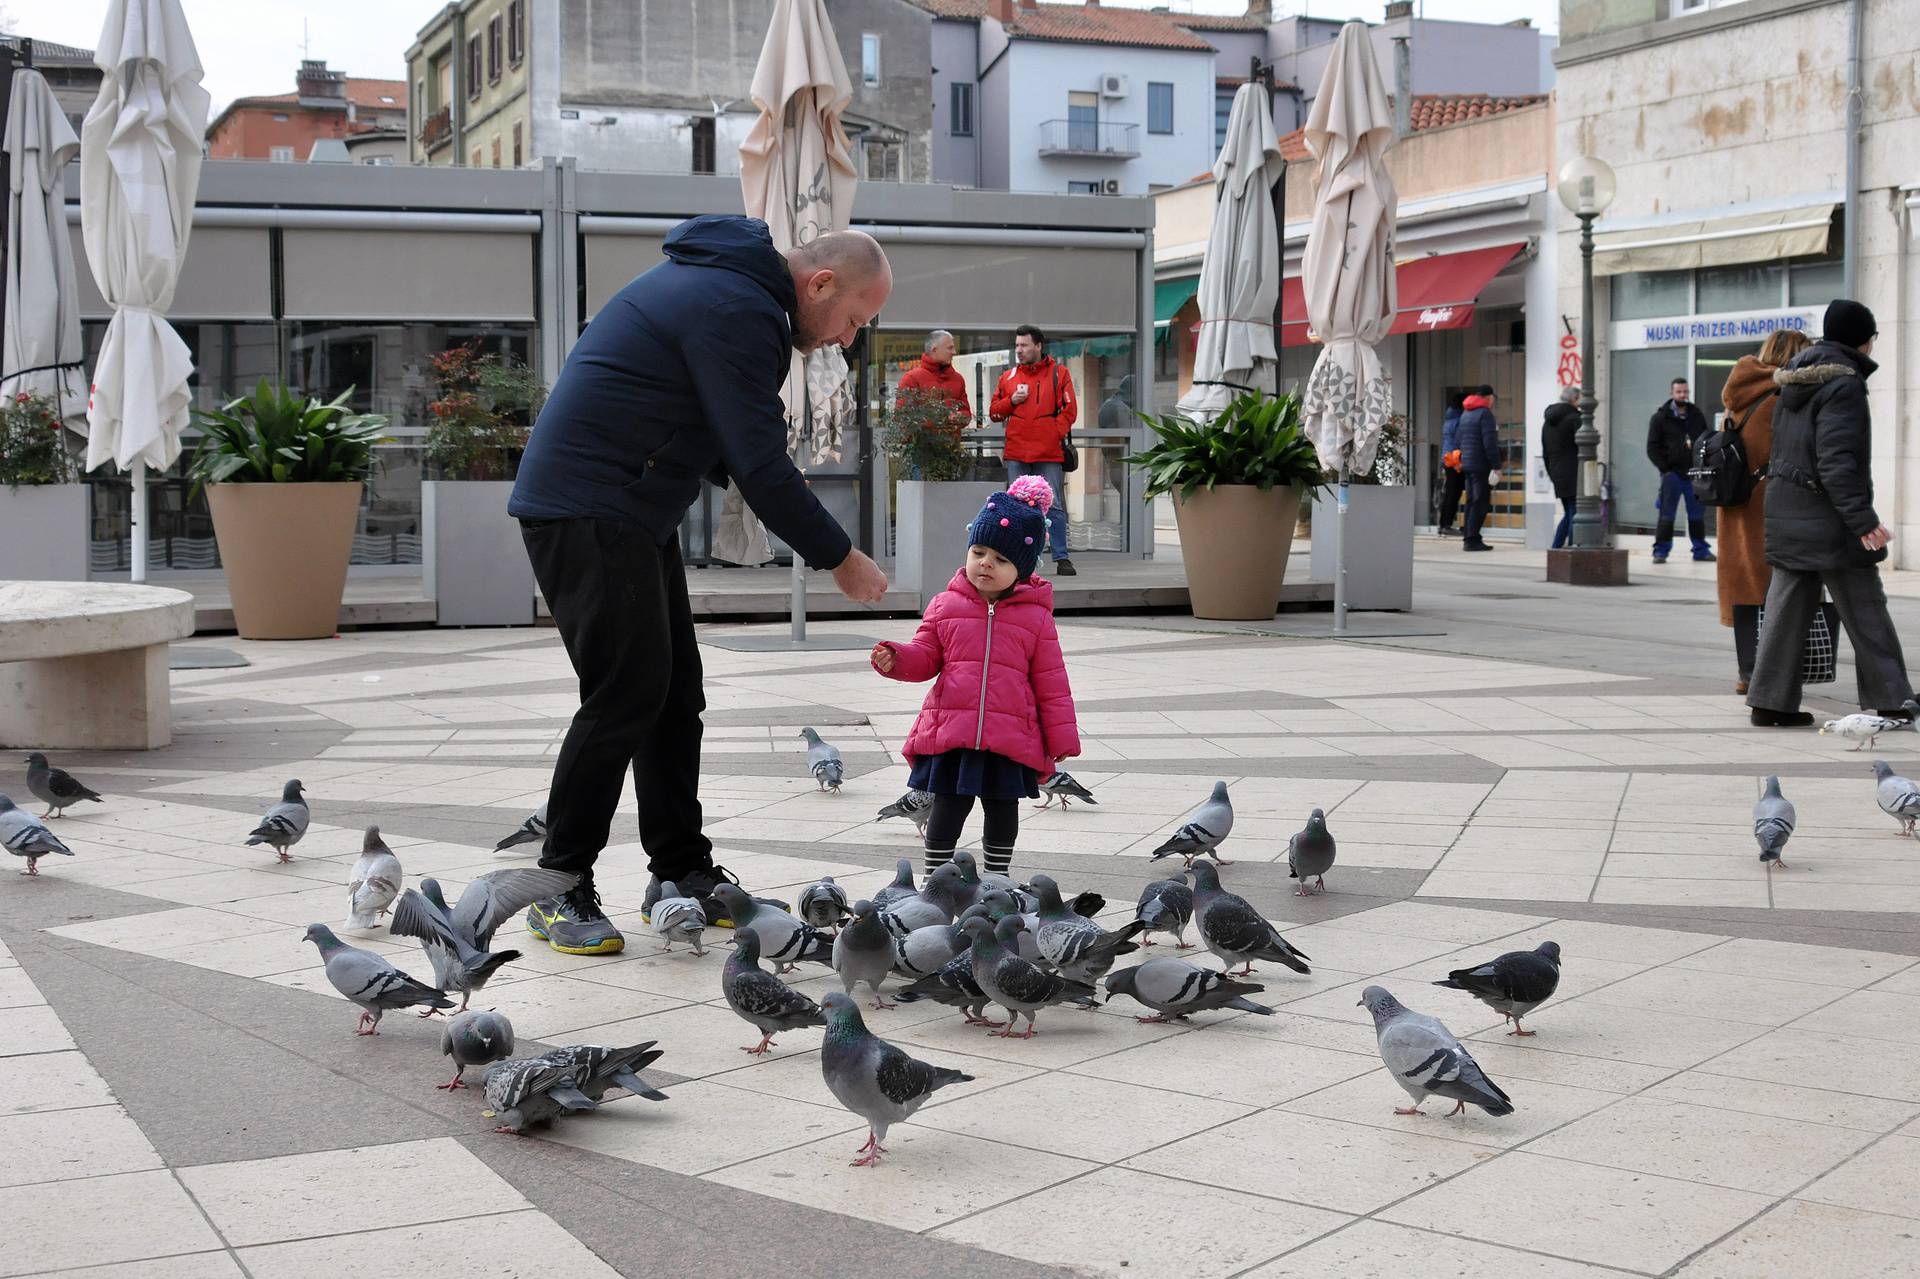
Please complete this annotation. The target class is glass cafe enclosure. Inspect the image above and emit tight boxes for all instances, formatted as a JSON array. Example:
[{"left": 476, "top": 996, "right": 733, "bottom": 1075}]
[{"left": 62, "top": 160, "right": 1158, "bottom": 579}]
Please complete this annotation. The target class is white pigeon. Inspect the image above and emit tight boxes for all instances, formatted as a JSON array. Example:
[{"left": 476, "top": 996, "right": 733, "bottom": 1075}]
[
  {"left": 651, "top": 880, "right": 707, "bottom": 955},
  {"left": 1821, "top": 712, "right": 1907, "bottom": 751},
  {"left": 345, "top": 826, "right": 404, "bottom": 930},
  {"left": 1872, "top": 760, "right": 1920, "bottom": 837}
]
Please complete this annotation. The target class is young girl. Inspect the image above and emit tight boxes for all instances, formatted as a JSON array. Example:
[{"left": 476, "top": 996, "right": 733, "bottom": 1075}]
[{"left": 871, "top": 476, "right": 1080, "bottom": 878}]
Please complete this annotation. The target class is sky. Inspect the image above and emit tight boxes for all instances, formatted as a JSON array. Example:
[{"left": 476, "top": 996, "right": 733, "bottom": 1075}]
[{"left": 4, "top": 0, "right": 1559, "bottom": 116}]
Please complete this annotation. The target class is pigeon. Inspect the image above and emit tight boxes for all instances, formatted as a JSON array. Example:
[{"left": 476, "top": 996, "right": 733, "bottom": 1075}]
[
  {"left": 1822, "top": 712, "right": 1910, "bottom": 751},
  {"left": 0, "top": 793, "right": 73, "bottom": 875},
  {"left": 344, "top": 826, "right": 404, "bottom": 930},
  {"left": 494, "top": 802, "right": 547, "bottom": 852},
  {"left": 893, "top": 921, "right": 965, "bottom": 981},
  {"left": 876, "top": 789, "right": 933, "bottom": 833},
  {"left": 871, "top": 859, "right": 919, "bottom": 909},
  {"left": 797, "top": 875, "right": 853, "bottom": 931},
  {"left": 894, "top": 946, "right": 1002, "bottom": 1026},
  {"left": 1136, "top": 873, "right": 1195, "bottom": 948},
  {"left": 833, "top": 899, "right": 899, "bottom": 1008},
  {"left": 1104, "top": 957, "right": 1275, "bottom": 1023},
  {"left": 1431, "top": 941, "right": 1562, "bottom": 1036},
  {"left": 947, "top": 851, "right": 985, "bottom": 910},
  {"left": 712, "top": 884, "right": 832, "bottom": 971},
  {"left": 819, "top": 991, "right": 973, "bottom": 1166},
  {"left": 533, "top": 1042, "right": 669, "bottom": 1104},
  {"left": 724, "top": 928, "right": 828, "bottom": 1055},
  {"left": 483, "top": 1056, "right": 598, "bottom": 1135},
  {"left": 650, "top": 880, "right": 707, "bottom": 954},
  {"left": 438, "top": 1009, "right": 514, "bottom": 1090},
  {"left": 1190, "top": 861, "right": 1311, "bottom": 977},
  {"left": 387, "top": 867, "right": 578, "bottom": 1010},
  {"left": 1358, "top": 985, "right": 1514, "bottom": 1117},
  {"left": 879, "top": 862, "right": 970, "bottom": 934},
  {"left": 301, "top": 923, "right": 454, "bottom": 1034},
  {"left": 24, "top": 753, "right": 102, "bottom": 818},
  {"left": 245, "top": 779, "right": 309, "bottom": 862},
  {"left": 1035, "top": 772, "right": 1098, "bottom": 810},
  {"left": 1025, "top": 874, "right": 1146, "bottom": 983},
  {"left": 1872, "top": 760, "right": 1920, "bottom": 837},
  {"left": 1148, "top": 780, "right": 1234, "bottom": 866},
  {"left": 963, "top": 915, "right": 1099, "bottom": 1038},
  {"left": 1287, "top": 808, "right": 1337, "bottom": 896},
  {"left": 1753, "top": 776, "right": 1796, "bottom": 869},
  {"left": 800, "top": 727, "right": 844, "bottom": 792}
]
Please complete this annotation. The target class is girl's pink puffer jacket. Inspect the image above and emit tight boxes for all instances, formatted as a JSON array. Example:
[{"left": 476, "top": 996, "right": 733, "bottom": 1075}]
[{"left": 873, "top": 569, "right": 1080, "bottom": 776}]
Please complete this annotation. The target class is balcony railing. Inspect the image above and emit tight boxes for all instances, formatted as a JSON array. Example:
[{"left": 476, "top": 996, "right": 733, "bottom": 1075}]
[
  {"left": 1036, "top": 118, "right": 1139, "bottom": 158},
  {"left": 419, "top": 106, "right": 452, "bottom": 149}
]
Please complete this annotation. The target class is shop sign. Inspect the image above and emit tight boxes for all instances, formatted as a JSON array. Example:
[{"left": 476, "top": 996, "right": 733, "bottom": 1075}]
[
  {"left": 1415, "top": 306, "right": 1457, "bottom": 329},
  {"left": 1630, "top": 309, "right": 1818, "bottom": 348}
]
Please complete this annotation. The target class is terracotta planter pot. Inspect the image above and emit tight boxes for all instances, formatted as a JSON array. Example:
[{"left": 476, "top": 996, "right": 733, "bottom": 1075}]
[
  {"left": 207, "top": 482, "right": 362, "bottom": 639},
  {"left": 1172, "top": 484, "right": 1301, "bottom": 620}
]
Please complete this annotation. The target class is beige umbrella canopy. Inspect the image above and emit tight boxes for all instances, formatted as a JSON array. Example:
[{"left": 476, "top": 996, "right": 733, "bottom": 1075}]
[
  {"left": 1300, "top": 19, "right": 1397, "bottom": 476},
  {"left": 2, "top": 68, "right": 86, "bottom": 422},
  {"left": 1177, "top": 79, "right": 1286, "bottom": 421}
]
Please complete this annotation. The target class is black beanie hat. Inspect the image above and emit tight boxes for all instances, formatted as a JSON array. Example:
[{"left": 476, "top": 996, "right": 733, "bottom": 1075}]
[
  {"left": 967, "top": 476, "right": 1052, "bottom": 581},
  {"left": 1823, "top": 299, "right": 1877, "bottom": 350}
]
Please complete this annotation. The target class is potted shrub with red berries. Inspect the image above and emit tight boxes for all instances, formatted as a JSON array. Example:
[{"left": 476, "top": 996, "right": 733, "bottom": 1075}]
[{"left": 0, "top": 391, "right": 89, "bottom": 581}]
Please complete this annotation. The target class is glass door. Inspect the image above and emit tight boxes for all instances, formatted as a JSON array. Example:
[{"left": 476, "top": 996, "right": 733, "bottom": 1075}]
[{"left": 1067, "top": 91, "right": 1098, "bottom": 153}]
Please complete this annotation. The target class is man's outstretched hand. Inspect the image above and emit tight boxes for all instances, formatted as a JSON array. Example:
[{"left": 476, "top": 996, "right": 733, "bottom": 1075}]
[{"left": 833, "top": 549, "right": 889, "bottom": 604}]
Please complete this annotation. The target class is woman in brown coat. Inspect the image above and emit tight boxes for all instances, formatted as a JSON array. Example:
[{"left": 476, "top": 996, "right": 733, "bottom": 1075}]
[{"left": 1719, "top": 328, "right": 1812, "bottom": 692}]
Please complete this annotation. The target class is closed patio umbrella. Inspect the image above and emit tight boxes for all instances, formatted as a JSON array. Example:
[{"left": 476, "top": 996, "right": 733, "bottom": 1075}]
[
  {"left": 1177, "top": 79, "right": 1285, "bottom": 420},
  {"left": 734, "top": 0, "right": 859, "bottom": 638},
  {"left": 76, "top": 0, "right": 210, "bottom": 582},
  {"left": 2, "top": 68, "right": 86, "bottom": 423},
  {"left": 1300, "top": 20, "right": 1398, "bottom": 633}
]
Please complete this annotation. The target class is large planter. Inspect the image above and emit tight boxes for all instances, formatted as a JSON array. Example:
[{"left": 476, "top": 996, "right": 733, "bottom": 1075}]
[
  {"left": 1309, "top": 484, "right": 1417, "bottom": 611},
  {"left": 894, "top": 479, "right": 1001, "bottom": 609},
  {"left": 207, "top": 481, "right": 361, "bottom": 639},
  {"left": 423, "top": 479, "right": 533, "bottom": 627},
  {"left": 0, "top": 483, "right": 89, "bottom": 581},
  {"left": 1172, "top": 484, "right": 1302, "bottom": 620}
]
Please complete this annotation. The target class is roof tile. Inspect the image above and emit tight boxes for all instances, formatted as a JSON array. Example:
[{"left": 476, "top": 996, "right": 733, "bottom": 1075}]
[{"left": 1278, "top": 92, "right": 1544, "bottom": 161}]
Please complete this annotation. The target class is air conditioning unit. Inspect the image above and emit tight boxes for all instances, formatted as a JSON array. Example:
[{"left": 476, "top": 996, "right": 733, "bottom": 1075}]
[
  {"left": 1099, "top": 73, "right": 1128, "bottom": 99},
  {"left": 1100, "top": 178, "right": 1120, "bottom": 195}
]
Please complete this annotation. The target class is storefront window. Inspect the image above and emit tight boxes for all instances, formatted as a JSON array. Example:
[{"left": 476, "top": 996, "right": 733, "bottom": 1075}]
[
  {"left": 1789, "top": 259, "right": 1844, "bottom": 307},
  {"left": 1697, "top": 263, "right": 1784, "bottom": 314},
  {"left": 1610, "top": 270, "right": 1690, "bottom": 320}
]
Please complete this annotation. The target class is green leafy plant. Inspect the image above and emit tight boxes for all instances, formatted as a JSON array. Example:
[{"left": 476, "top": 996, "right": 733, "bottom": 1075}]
[
  {"left": 0, "top": 391, "right": 79, "bottom": 488},
  {"left": 186, "top": 379, "right": 390, "bottom": 496},
  {"left": 423, "top": 344, "right": 545, "bottom": 481},
  {"left": 1354, "top": 412, "right": 1409, "bottom": 486},
  {"left": 1125, "top": 392, "right": 1327, "bottom": 500},
  {"left": 881, "top": 385, "right": 971, "bottom": 482}
]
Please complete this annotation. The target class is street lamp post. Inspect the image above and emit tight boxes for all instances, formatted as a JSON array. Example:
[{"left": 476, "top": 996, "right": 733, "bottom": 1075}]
[{"left": 1547, "top": 154, "right": 1630, "bottom": 586}]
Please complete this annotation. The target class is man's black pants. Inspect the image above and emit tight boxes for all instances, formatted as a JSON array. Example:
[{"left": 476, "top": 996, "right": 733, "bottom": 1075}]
[
  {"left": 1462, "top": 469, "right": 1494, "bottom": 542},
  {"left": 1436, "top": 468, "right": 1465, "bottom": 530},
  {"left": 521, "top": 518, "right": 710, "bottom": 884}
]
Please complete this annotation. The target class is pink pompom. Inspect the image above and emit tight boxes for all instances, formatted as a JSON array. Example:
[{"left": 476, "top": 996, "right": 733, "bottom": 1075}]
[
  {"left": 999, "top": 517, "right": 1010, "bottom": 527},
  {"left": 1024, "top": 536, "right": 1034, "bottom": 544},
  {"left": 1007, "top": 474, "right": 1054, "bottom": 515}
]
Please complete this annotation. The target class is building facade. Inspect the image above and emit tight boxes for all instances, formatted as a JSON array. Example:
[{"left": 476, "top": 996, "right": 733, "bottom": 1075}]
[
  {"left": 408, "top": 0, "right": 932, "bottom": 178},
  {"left": 1554, "top": 0, "right": 1919, "bottom": 560},
  {"left": 205, "top": 61, "right": 407, "bottom": 163},
  {"left": 0, "top": 36, "right": 102, "bottom": 137}
]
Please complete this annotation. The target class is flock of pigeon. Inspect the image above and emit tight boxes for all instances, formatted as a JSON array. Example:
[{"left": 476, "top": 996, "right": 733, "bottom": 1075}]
[{"left": 8, "top": 730, "right": 1920, "bottom": 1166}]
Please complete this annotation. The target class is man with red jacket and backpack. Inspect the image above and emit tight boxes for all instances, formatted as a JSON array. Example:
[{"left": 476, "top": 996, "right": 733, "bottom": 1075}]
[{"left": 990, "top": 324, "right": 1078, "bottom": 575}]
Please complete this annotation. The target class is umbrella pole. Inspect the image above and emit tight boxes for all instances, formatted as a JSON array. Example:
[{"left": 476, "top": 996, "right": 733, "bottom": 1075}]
[
  {"left": 1332, "top": 461, "right": 1349, "bottom": 635},
  {"left": 131, "top": 460, "right": 148, "bottom": 583}
]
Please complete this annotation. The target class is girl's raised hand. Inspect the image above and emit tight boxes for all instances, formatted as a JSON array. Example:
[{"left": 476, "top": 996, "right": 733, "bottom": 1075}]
[{"left": 871, "top": 643, "right": 895, "bottom": 674}]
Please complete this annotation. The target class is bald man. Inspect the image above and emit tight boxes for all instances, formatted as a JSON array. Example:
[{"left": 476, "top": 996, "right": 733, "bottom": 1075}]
[{"left": 509, "top": 214, "right": 891, "bottom": 955}]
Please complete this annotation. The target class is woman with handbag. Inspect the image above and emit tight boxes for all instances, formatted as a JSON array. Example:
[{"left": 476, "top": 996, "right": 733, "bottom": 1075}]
[
  {"left": 1718, "top": 328, "right": 1810, "bottom": 694},
  {"left": 1748, "top": 301, "right": 1914, "bottom": 728}
]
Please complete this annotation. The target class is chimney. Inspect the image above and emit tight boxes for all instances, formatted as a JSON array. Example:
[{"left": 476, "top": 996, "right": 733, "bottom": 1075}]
[
  {"left": 296, "top": 58, "right": 346, "bottom": 102},
  {"left": 1246, "top": 1, "right": 1273, "bottom": 20},
  {"left": 987, "top": 0, "right": 1014, "bottom": 20},
  {"left": 1385, "top": 1, "right": 1413, "bottom": 19},
  {"left": 1019, "top": 0, "right": 1039, "bottom": 10}
]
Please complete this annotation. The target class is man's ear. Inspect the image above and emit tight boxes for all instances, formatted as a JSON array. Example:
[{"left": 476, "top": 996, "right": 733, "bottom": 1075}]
[{"left": 807, "top": 267, "right": 837, "bottom": 298}]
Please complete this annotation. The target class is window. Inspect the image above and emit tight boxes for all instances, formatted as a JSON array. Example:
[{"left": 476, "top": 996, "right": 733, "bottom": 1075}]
[
  {"left": 508, "top": 0, "right": 526, "bottom": 66},
  {"left": 491, "top": 135, "right": 502, "bottom": 168},
  {"left": 1214, "top": 84, "right": 1235, "bottom": 154},
  {"left": 1147, "top": 82, "right": 1173, "bottom": 135},
  {"left": 1789, "top": 259, "right": 1843, "bottom": 306},
  {"left": 1696, "top": 263, "right": 1783, "bottom": 314},
  {"left": 950, "top": 82, "right": 974, "bottom": 137},
  {"left": 863, "top": 140, "right": 901, "bottom": 182},
  {"left": 271, "top": 112, "right": 290, "bottom": 123},
  {"left": 1067, "top": 90, "right": 1098, "bottom": 152},
  {"left": 512, "top": 121, "right": 523, "bottom": 167},
  {"left": 471, "top": 146, "right": 483, "bottom": 167},
  {"left": 691, "top": 117, "right": 715, "bottom": 174},
  {"left": 1610, "top": 269, "right": 1690, "bottom": 321},
  {"left": 414, "top": 79, "right": 425, "bottom": 116},
  {"left": 487, "top": 16, "right": 502, "bottom": 84},
  {"left": 269, "top": 145, "right": 295, "bottom": 162},
  {"left": 861, "top": 33, "right": 881, "bottom": 87},
  {"left": 1068, "top": 180, "right": 1102, "bottom": 195},
  {"left": 363, "top": 155, "right": 393, "bottom": 165},
  {"left": 466, "top": 35, "right": 482, "bottom": 100}
]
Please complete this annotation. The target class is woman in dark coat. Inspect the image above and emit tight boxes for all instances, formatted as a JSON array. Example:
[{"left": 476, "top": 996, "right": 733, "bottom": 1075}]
[
  {"left": 1717, "top": 328, "right": 1809, "bottom": 693},
  {"left": 1747, "top": 300, "right": 1914, "bottom": 727},
  {"left": 1541, "top": 385, "right": 1580, "bottom": 548}
]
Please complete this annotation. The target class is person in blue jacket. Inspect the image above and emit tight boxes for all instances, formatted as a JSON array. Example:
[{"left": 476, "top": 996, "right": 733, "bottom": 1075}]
[
  {"left": 1436, "top": 391, "right": 1466, "bottom": 535},
  {"left": 508, "top": 215, "right": 892, "bottom": 956},
  {"left": 1456, "top": 384, "right": 1503, "bottom": 551}
]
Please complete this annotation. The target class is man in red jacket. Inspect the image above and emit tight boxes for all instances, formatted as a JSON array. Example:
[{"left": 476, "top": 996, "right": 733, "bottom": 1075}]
[
  {"left": 896, "top": 329, "right": 972, "bottom": 423},
  {"left": 989, "top": 324, "right": 1077, "bottom": 574}
]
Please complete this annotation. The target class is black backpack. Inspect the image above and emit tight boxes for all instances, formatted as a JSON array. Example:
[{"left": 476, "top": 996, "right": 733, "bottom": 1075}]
[{"left": 1690, "top": 388, "right": 1777, "bottom": 508}]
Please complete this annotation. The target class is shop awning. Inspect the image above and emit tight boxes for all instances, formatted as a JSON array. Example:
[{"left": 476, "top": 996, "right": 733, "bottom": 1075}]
[
  {"left": 1592, "top": 199, "right": 1837, "bottom": 276},
  {"left": 1278, "top": 242, "right": 1523, "bottom": 347},
  {"left": 1155, "top": 276, "right": 1199, "bottom": 326}
]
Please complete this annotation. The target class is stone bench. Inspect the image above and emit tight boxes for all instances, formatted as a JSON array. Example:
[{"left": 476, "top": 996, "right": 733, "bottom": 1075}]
[{"left": 0, "top": 581, "right": 197, "bottom": 750}]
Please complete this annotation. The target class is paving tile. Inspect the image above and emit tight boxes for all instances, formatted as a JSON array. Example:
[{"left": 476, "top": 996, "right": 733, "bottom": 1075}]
[
  {"left": 0, "top": 1104, "right": 163, "bottom": 1188},
  {"left": 1067, "top": 1028, "right": 1376, "bottom": 1107},
  {"left": 1281, "top": 1072, "right": 1620, "bottom": 1148},
  {"left": 1679, "top": 1199, "right": 1920, "bottom": 1277},
  {"left": 1642, "top": 1070, "right": 1920, "bottom": 1134},
  {"left": 0, "top": 1005, "right": 77, "bottom": 1057},
  {"left": 3, "top": 1170, "right": 224, "bottom": 1277},
  {"left": 931, "top": 1166, "right": 1350, "bottom": 1278},
  {"left": 48, "top": 907, "right": 283, "bottom": 950},
  {"left": 705, "top": 1125, "right": 1097, "bottom": 1231},
  {"left": 236, "top": 1210, "right": 622, "bottom": 1279},
  {"left": 1478, "top": 999, "right": 1760, "bottom": 1070},
  {"left": 1591, "top": 877, "right": 1773, "bottom": 908},
  {"left": 1794, "top": 1132, "right": 1920, "bottom": 1220},
  {"left": 482, "top": 974, "right": 682, "bottom": 1040},
  {"left": 1378, "top": 1150, "right": 1773, "bottom": 1273},
  {"left": 1244, "top": 1218, "right": 1627, "bottom": 1277},
  {"left": 1697, "top": 1028, "right": 1920, "bottom": 1103},
  {"left": 1127, "top": 1110, "right": 1493, "bottom": 1213},
  {"left": 0, "top": 1050, "right": 118, "bottom": 1116},
  {"left": 46, "top": 1256, "right": 247, "bottom": 1278},
  {"left": 0, "top": 965, "right": 42, "bottom": 1009},
  {"left": 1573, "top": 966, "right": 1846, "bottom": 1026},
  {"left": 892, "top": 999, "right": 1186, "bottom": 1070},
  {"left": 1484, "top": 917, "right": 1728, "bottom": 965},
  {"left": 912, "top": 1070, "right": 1254, "bottom": 1162},
  {"left": 1314, "top": 901, "right": 1549, "bottom": 944},
  {"left": 1789, "top": 990, "right": 1920, "bottom": 1046},
  {"left": 178, "top": 1137, "right": 529, "bottom": 1246},
  {"left": 1418, "top": 870, "right": 1597, "bottom": 902},
  {"left": 1275, "top": 923, "right": 1465, "bottom": 974},
  {"left": 542, "top": 1079, "right": 861, "bottom": 1175}
]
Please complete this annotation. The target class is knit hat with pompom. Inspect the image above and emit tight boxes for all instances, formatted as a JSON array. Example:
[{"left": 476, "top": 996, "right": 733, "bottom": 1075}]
[{"left": 967, "top": 474, "right": 1054, "bottom": 581}]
